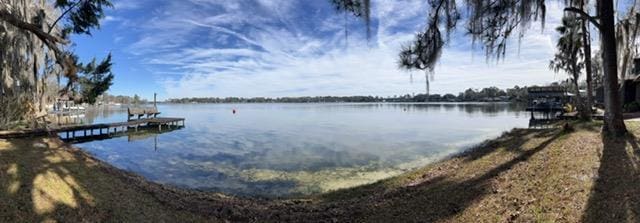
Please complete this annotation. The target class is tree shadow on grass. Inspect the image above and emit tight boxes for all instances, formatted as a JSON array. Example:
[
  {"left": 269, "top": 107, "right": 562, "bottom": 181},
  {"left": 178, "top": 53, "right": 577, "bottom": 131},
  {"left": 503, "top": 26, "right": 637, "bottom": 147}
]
[
  {"left": 0, "top": 137, "right": 105, "bottom": 222},
  {"left": 0, "top": 128, "right": 574, "bottom": 222},
  {"left": 0, "top": 137, "right": 206, "bottom": 222},
  {"left": 462, "top": 128, "right": 556, "bottom": 162},
  {"left": 312, "top": 128, "right": 566, "bottom": 222},
  {"left": 581, "top": 133, "right": 640, "bottom": 222},
  {"left": 368, "top": 131, "right": 562, "bottom": 221}
]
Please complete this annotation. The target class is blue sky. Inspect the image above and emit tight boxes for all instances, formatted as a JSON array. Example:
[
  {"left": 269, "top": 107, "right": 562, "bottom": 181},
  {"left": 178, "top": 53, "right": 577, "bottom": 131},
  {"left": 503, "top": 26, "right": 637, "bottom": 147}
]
[{"left": 71, "top": 0, "right": 573, "bottom": 100}]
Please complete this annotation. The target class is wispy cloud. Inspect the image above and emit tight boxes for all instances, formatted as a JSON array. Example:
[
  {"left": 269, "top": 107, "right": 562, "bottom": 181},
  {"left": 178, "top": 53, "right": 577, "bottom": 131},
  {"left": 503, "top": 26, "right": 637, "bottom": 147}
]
[
  {"left": 112, "top": 0, "right": 143, "bottom": 10},
  {"left": 115, "top": 0, "right": 567, "bottom": 98}
]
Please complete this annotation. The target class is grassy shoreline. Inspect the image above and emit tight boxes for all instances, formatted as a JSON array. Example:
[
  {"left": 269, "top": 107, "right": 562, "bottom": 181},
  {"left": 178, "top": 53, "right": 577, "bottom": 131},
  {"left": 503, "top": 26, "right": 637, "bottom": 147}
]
[{"left": 2, "top": 121, "right": 640, "bottom": 222}]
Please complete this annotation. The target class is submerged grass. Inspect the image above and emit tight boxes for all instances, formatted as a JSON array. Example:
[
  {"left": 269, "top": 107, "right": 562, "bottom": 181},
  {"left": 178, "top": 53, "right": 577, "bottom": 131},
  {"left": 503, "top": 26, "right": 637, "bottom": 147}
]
[
  {"left": 2, "top": 120, "right": 640, "bottom": 222},
  {"left": 316, "top": 121, "right": 605, "bottom": 221}
]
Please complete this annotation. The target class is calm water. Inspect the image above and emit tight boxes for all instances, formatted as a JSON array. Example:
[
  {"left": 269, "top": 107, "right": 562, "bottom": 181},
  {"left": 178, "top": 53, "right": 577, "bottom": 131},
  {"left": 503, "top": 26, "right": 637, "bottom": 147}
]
[{"left": 69, "top": 103, "right": 528, "bottom": 197}]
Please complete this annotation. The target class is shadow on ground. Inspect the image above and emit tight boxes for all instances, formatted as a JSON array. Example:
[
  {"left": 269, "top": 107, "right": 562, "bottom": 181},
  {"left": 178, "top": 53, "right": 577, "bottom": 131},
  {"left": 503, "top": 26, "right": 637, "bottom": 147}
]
[
  {"left": 0, "top": 137, "right": 207, "bottom": 222},
  {"left": 5, "top": 122, "right": 640, "bottom": 222},
  {"left": 582, "top": 132, "right": 640, "bottom": 222},
  {"left": 314, "top": 127, "right": 567, "bottom": 222}
]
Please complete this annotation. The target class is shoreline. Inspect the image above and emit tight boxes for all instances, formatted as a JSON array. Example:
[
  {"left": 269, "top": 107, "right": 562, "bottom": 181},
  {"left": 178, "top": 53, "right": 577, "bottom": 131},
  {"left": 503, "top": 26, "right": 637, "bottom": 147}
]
[
  {"left": 54, "top": 126, "right": 563, "bottom": 217},
  {"left": 61, "top": 126, "right": 526, "bottom": 200},
  {"left": 4, "top": 121, "right": 639, "bottom": 222}
]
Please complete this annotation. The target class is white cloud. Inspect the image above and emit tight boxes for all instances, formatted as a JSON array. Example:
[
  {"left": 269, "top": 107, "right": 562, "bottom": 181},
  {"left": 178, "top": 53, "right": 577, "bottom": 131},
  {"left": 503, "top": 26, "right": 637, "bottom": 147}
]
[
  {"left": 112, "top": 1, "right": 142, "bottom": 10},
  {"left": 122, "top": 0, "right": 569, "bottom": 99}
]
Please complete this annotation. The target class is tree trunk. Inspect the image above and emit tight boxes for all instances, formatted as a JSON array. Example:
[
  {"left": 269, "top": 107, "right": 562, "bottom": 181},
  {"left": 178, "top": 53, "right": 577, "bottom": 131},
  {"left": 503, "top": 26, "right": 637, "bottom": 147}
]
[
  {"left": 581, "top": 19, "right": 593, "bottom": 119},
  {"left": 571, "top": 56, "right": 588, "bottom": 120},
  {"left": 598, "top": 0, "right": 627, "bottom": 136},
  {"left": 619, "top": 51, "right": 630, "bottom": 105},
  {"left": 573, "top": 77, "right": 588, "bottom": 119},
  {"left": 33, "top": 54, "right": 38, "bottom": 111},
  {"left": 0, "top": 8, "right": 68, "bottom": 72},
  {"left": 0, "top": 9, "right": 68, "bottom": 45}
]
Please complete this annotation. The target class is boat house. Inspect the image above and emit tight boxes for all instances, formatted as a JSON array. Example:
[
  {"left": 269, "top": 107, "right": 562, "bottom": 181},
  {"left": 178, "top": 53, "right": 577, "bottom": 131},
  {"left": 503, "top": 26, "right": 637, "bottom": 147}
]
[{"left": 526, "top": 86, "right": 569, "bottom": 113}]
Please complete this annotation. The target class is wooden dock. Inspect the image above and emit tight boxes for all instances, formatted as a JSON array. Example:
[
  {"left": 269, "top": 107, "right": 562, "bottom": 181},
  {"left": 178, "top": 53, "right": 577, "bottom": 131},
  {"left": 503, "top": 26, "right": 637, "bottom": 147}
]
[{"left": 0, "top": 117, "right": 185, "bottom": 139}]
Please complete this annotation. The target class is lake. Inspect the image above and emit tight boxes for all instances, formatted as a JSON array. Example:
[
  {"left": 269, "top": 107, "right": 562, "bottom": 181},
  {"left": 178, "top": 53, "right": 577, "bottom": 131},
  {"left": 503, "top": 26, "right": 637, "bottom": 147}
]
[{"left": 68, "top": 103, "right": 529, "bottom": 197}]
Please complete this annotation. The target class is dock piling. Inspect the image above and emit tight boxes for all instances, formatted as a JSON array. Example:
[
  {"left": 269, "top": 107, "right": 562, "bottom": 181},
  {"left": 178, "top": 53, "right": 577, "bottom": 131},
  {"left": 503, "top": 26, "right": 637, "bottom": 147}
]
[{"left": 0, "top": 117, "right": 185, "bottom": 139}]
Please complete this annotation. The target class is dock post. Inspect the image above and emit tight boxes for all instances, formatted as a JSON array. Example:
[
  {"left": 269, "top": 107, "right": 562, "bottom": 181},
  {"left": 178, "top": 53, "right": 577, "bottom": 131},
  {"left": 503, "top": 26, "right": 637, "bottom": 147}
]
[{"left": 66, "top": 131, "right": 69, "bottom": 139}]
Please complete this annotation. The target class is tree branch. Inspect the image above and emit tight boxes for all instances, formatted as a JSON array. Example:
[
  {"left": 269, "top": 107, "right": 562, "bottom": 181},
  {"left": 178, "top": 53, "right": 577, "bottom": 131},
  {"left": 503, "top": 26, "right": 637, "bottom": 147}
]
[
  {"left": 0, "top": 8, "right": 72, "bottom": 74},
  {"left": 564, "top": 7, "right": 601, "bottom": 30},
  {"left": 48, "top": 0, "right": 84, "bottom": 34},
  {"left": 0, "top": 9, "right": 69, "bottom": 45}
]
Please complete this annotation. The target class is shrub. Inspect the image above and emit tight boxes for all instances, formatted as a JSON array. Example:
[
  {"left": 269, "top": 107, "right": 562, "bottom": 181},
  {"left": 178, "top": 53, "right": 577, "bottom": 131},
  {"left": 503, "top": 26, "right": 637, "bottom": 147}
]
[{"left": 623, "top": 101, "right": 640, "bottom": 113}]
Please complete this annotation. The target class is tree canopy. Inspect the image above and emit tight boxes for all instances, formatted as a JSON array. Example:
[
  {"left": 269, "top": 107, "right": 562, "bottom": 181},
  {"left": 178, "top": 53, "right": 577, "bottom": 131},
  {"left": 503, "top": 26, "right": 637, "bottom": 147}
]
[
  {"left": 332, "top": 0, "right": 630, "bottom": 135},
  {"left": 0, "top": 0, "right": 113, "bottom": 129}
]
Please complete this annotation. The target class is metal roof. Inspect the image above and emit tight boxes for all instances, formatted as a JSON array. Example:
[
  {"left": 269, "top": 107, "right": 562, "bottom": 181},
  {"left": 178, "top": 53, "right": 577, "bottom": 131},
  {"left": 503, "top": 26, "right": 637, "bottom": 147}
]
[{"left": 527, "top": 86, "right": 568, "bottom": 98}]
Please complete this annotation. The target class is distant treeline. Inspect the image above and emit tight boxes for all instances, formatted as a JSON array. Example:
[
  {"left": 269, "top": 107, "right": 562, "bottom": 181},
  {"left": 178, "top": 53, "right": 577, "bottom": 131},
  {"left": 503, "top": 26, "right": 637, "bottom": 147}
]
[
  {"left": 167, "top": 86, "right": 532, "bottom": 103},
  {"left": 98, "top": 93, "right": 148, "bottom": 105}
]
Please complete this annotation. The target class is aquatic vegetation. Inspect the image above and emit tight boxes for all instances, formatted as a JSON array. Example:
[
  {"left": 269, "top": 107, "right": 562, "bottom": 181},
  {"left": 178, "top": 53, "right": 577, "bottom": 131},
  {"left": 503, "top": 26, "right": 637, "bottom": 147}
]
[{"left": 73, "top": 103, "right": 529, "bottom": 197}]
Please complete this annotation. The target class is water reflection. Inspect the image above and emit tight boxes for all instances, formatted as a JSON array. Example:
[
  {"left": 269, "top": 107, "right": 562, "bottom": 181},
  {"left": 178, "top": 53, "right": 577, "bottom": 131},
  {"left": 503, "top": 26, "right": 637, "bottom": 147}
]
[
  {"left": 63, "top": 127, "right": 183, "bottom": 146},
  {"left": 527, "top": 110, "right": 563, "bottom": 129},
  {"left": 48, "top": 105, "right": 128, "bottom": 126},
  {"left": 72, "top": 103, "right": 529, "bottom": 197}
]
